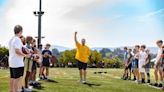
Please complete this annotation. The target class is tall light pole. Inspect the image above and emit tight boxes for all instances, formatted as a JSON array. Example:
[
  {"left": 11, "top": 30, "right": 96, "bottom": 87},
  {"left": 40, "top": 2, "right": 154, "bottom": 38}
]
[{"left": 34, "top": 0, "right": 44, "bottom": 50}]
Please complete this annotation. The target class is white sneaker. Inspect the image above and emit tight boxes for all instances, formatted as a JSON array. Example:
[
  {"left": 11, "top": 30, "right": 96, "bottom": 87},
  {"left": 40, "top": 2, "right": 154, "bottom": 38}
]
[
  {"left": 36, "top": 77, "right": 41, "bottom": 81},
  {"left": 82, "top": 80, "right": 87, "bottom": 84},
  {"left": 23, "top": 88, "right": 32, "bottom": 92},
  {"left": 17, "top": 89, "right": 23, "bottom": 92},
  {"left": 29, "top": 86, "right": 33, "bottom": 90}
]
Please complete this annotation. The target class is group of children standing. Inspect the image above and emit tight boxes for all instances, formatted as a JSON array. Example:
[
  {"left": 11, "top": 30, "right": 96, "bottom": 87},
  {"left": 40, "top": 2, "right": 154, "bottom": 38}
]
[
  {"left": 20, "top": 36, "right": 52, "bottom": 92},
  {"left": 122, "top": 40, "right": 164, "bottom": 89}
]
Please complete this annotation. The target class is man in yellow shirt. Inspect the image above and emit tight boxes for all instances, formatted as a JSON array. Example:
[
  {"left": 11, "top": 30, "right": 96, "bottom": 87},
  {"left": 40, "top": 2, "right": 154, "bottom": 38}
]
[{"left": 74, "top": 32, "right": 91, "bottom": 83}]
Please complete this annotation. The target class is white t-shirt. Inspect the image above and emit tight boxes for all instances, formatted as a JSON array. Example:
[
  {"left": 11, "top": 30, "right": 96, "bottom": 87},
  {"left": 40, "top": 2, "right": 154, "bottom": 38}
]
[
  {"left": 155, "top": 48, "right": 162, "bottom": 64},
  {"left": 139, "top": 51, "right": 147, "bottom": 65},
  {"left": 139, "top": 51, "right": 147, "bottom": 73},
  {"left": 8, "top": 36, "right": 24, "bottom": 68}
]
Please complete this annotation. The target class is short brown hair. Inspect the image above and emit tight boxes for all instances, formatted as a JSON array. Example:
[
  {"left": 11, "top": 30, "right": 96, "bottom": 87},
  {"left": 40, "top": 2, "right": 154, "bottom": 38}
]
[
  {"left": 156, "top": 40, "right": 163, "bottom": 44},
  {"left": 124, "top": 47, "right": 127, "bottom": 50},
  {"left": 46, "top": 44, "right": 51, "bottom": 47},
  {"left": 14, "top": 25, "right": 23, "bottom": 34},
  {"left": 141, "top": 45, "right": 146, "bottom": 49},
  {"left": 135, "top": 45, "right": 140, "bottom": 48},
  {"left": 26, "top": 36, "right": 33, "bottom": 44},
  {"left": 128, "top": 49, "right": 132, "bottom": 51}
]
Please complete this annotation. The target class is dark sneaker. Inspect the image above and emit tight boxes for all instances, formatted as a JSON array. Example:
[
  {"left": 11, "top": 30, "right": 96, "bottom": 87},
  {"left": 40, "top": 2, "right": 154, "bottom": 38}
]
[
  {"left": 158, "top": 83, "right": 163, "bottom": 87},
  {"left": 132, "top": 78, "right": 136, "bottom": 81},
  {"left": 29, "top": 82, "right": 34, "bottom": 86},
  {"left": 147, "top": 80, "right": 150, "bottom": 83},
  {"left": 35, "top": 81, "right": 41, "bottom": 85},
  {"left": 123, "top": 77, "right": 127, "bottom": 80},
  {"left": 44, "top": 76, "right": 48, "bottom": 80},
  {"left": 154, "top": 83, "right": 158, "bottom": 87},
  {"left": 141, "top": 79, "right": 145, "bottom": 84}
]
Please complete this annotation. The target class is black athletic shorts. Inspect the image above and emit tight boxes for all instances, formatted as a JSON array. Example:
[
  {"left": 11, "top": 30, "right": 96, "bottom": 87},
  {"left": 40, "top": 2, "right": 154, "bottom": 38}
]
[
  {"left": 42, "top": 61, "right": 50, "bottom": 67},
  {"left": 32, "top": 61, "right": 37, "bottom": 70},
  {"left": 128, "top": 63, "right": 132, "bottom": 70},
  {"left": 10, "top": 67, "right": 24, "bottom": 79},
  {"left": 77, "top": 60, "right": 87, "bottom": 70}
]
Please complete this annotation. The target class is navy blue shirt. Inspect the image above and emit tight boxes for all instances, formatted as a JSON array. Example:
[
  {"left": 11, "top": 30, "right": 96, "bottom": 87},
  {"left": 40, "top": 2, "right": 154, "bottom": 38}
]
[
  {"left": 145, "top": 54, "right": 151, "bottom": 68},
  {"left": 42, "top": 49, "right": 52, "bottom": 63}
]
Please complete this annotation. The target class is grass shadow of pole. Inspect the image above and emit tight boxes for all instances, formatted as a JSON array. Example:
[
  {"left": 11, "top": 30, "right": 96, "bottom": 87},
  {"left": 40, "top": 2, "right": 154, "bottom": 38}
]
[{"left": 83, "top": 82, "right": 101, "bottom": 87}]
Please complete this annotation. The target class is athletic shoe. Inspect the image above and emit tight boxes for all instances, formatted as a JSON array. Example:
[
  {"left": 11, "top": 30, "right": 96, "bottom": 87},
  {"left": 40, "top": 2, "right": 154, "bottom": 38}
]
[
  {"left": 147, "top": 80, "right": 150, "bottom": 83},
  {"left": 17, "top": 89, "right": 23, "bottom": 92},
  {"left": 36, "top": 77, "right": 41, "bottom": 81},
  {"left": 34, "top": 81, "right": 41, "bottom": 85},
  {"left": 158, "top": 83, "right": 163, "bottom": 87},
  {"left": 36, "top": 76, "right": 44, "bottom": 81},
  {"left": 82, "top": 80, "right": 87, "bottom": 84},
  {"left": 23, "top": 88, "right": 32, "bottom": 92},
  {"left": 44, "top": 76, "right": 48, "bottom": 80},
  {"left": 141, "top": 81, "right": 145, "bottom": 84},
  {"left": 141, "top": 79, "right": 145, "bottom": 84},
  {"left": 40, "top": 76, "right": 44, "bottom": 80},
  {"left": 132, "top": 78, "right": 136, "bottom": 81},
  {"left": 154, "top": 83, "right": 158, "bottom": 87},
  {"left": 123, "top": 77, "right": 128, "bottom": 80},
  {"left": 128, "top": 77, "right": 131, "bottom": 80}
]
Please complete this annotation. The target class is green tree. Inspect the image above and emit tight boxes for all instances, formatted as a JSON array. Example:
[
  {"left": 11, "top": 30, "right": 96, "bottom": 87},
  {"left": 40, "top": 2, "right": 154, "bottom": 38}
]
[
  {"left": 0, "top": 47, "right": 9, "bottom": 59},
  {"left": 99, "top": 48, "right": 112, "bottom": 57},
  {"left": 59, "top": 49, "right": 77, "bottom": 65},
  {"left": 52, "top": 48, "right": 60, "bottom": 56},
  {"left": 90, "top": 50, "right": 102, "bottom": 63}
]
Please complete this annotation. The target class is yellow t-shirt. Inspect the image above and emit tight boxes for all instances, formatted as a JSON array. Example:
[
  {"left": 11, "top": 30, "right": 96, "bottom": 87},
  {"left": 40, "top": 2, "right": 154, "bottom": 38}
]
[{"left": 75, "top": 42, "right": 91, "bottom": 63}]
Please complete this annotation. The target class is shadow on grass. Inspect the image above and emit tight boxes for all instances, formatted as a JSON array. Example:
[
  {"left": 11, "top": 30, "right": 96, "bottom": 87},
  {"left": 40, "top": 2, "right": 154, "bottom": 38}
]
[
  {"left": 83, "top": 82, "right": 101, "bottom": 87},
  {"left": 94, "top": 72, "right": 108, "bottom": 74},
  {"left": 46, "top": 79, "right": 59, "bottom": 83},
  {"left": 32, "top": 91, "right": 39, "bottom": 92}
]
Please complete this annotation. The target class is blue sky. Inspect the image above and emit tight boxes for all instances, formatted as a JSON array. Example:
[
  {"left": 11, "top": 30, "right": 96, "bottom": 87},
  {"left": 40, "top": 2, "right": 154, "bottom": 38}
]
[
  {"left": 0, "top": 0, "right": 5, "bottom": 6},
  {"left": 0, "top": 0, "right": 163, "bottom": 48}
]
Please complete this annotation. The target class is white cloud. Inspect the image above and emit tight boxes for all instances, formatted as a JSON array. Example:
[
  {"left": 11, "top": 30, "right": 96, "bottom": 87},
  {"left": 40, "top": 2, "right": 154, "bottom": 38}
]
[
  {"left": 2, "top": 0, "right": 128, "bottom": 48},
  {"left": 137, "top": 8, "right": 164, "bottom": 22},
  {"left": 1, "top": 0, "right": 106, "bottom": 48},
  {"left": 0, "top": 0, "right": 163, "bottom": 48}
]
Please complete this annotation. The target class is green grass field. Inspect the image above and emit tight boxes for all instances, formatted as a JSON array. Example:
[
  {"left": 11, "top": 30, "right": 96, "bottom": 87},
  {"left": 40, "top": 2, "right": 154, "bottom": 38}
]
[{"left": 0, "top": 68, "right": 163, "bottom": 92}]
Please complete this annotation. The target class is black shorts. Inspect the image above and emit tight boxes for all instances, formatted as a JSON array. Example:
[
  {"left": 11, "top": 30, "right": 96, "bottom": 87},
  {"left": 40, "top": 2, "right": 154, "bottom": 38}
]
[
  {"left": 77, "top": 60, "right": 87, "bottom": 70},
  {"left": 10, "top": 67, "right": 24, "bottom": 79},
  {"left": 32, "top": 61, "right": 37, "bottom": 71},
  {"left": 42, "top": 61, "right": 50, "bottom": 67},
  {"left": 128, "top": 63, "right": 132, "bottom": 70}
]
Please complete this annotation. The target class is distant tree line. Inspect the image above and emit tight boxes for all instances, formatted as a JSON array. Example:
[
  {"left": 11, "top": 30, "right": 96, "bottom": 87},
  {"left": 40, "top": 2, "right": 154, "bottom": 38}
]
[
  {"left": 0, "top": 46, "right": 9, "bottom": 68},
  {"left": 52, "top": 48, "right": 125, "bottom": 68},
  {"left": 52, "top": 47, "right": 157, "bottom": 68},
  {"left": 0, "top": 46, "right": 157, "bottom": 68}
]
